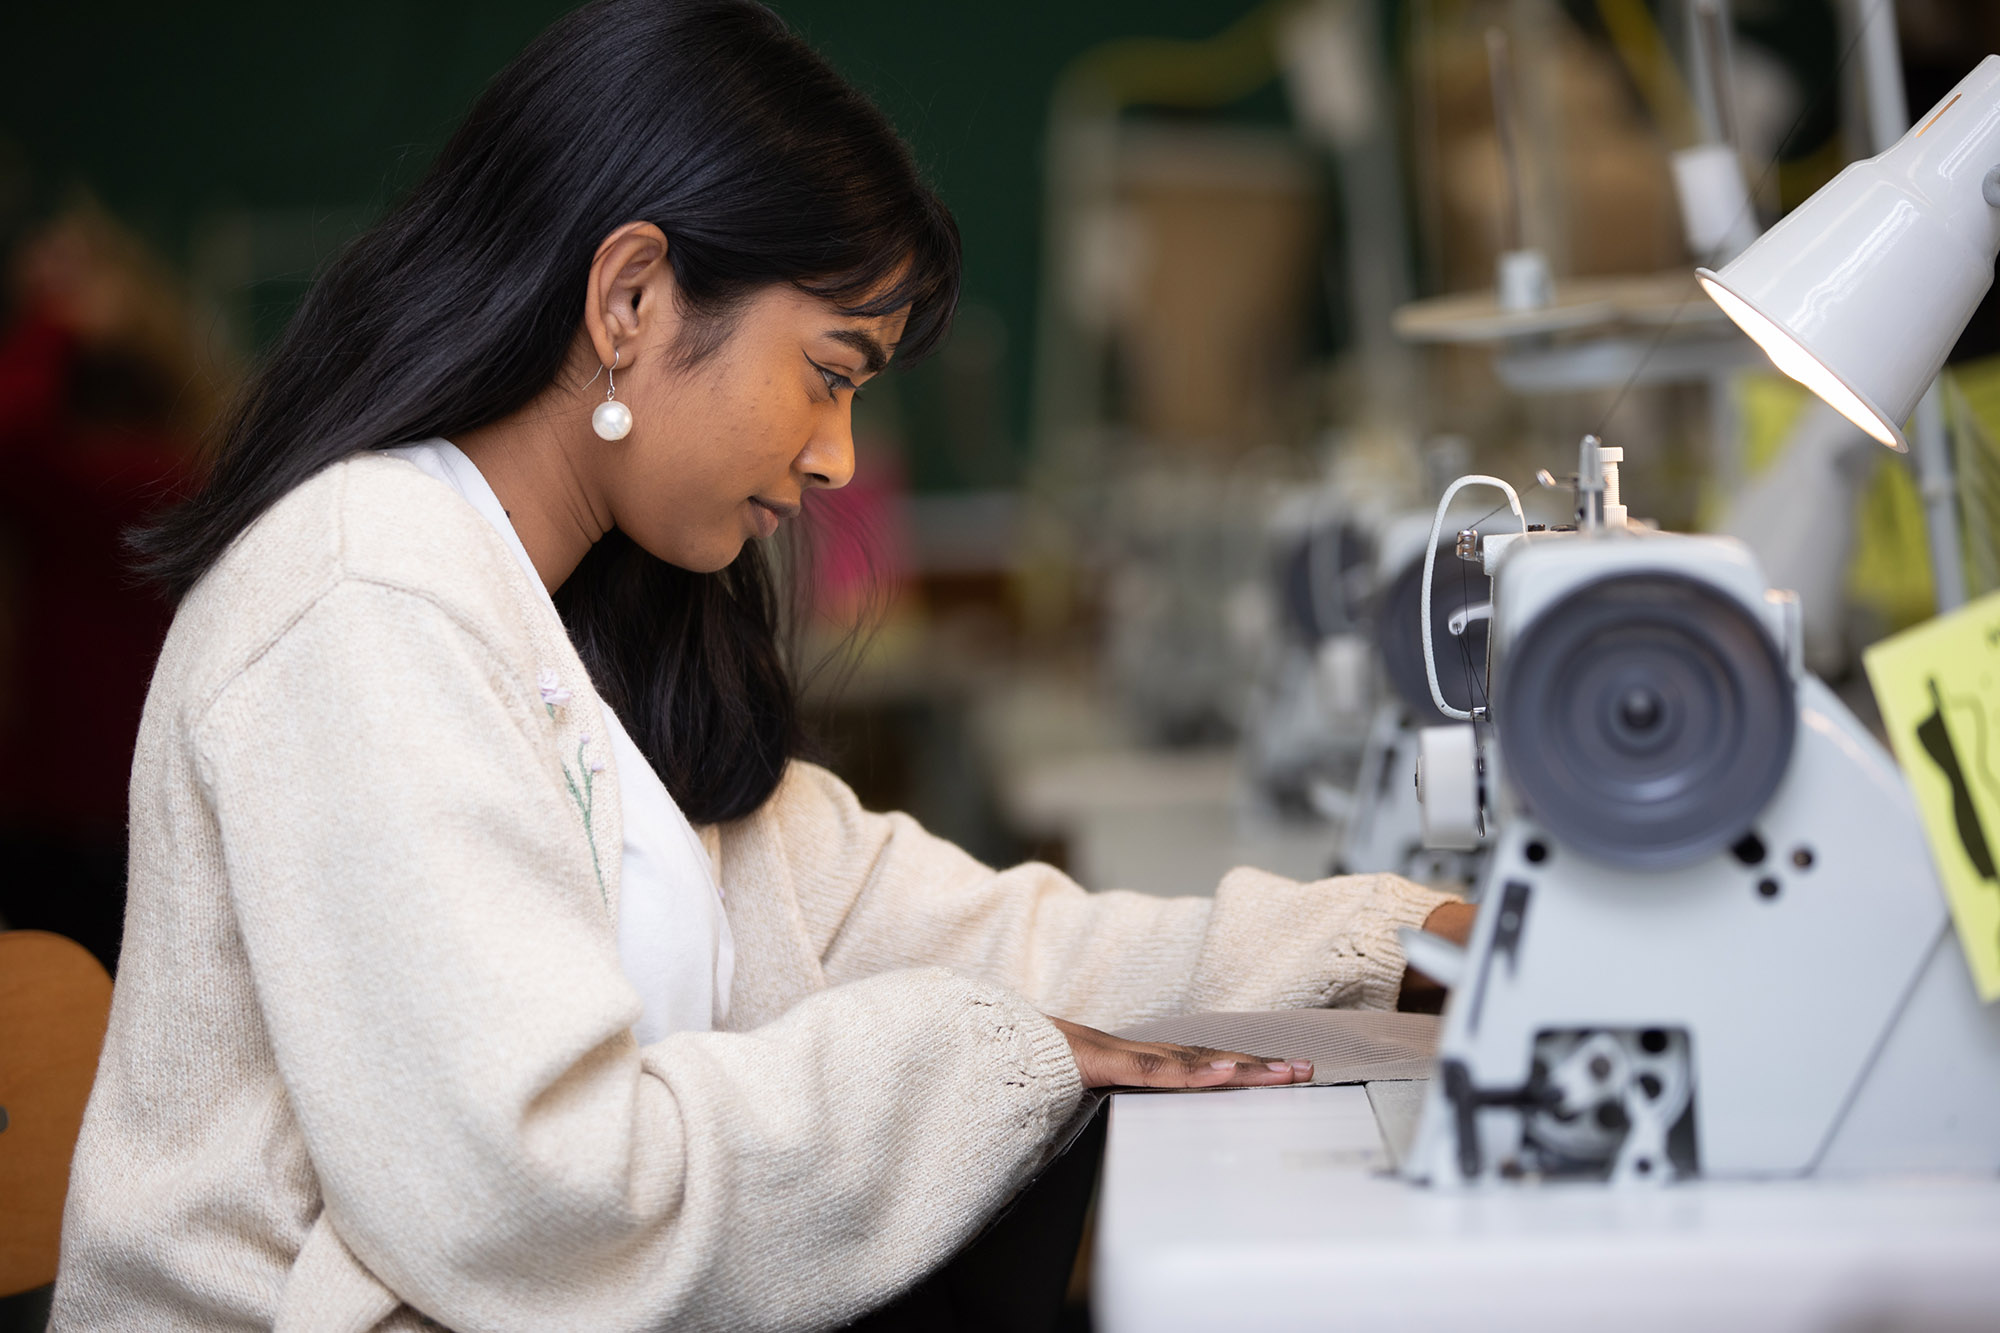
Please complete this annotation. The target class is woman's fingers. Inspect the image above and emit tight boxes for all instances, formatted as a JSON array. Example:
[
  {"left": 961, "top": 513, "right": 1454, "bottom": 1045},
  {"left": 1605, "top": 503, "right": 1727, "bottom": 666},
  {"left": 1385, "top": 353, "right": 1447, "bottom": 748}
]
[
  {"left": 1180, "top": 1044, "right": 1315, "bottom": 1089},
  {"left": 1049, "top": 1016, "right": 1314, "bottom": 1089}
]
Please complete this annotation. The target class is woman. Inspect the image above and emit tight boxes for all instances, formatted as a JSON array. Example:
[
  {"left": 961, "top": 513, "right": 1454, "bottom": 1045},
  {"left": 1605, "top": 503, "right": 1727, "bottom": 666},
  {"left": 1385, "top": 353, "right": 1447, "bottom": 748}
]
[{"left": 54, "top": 2, "right": 1469, "bottom": 1329}]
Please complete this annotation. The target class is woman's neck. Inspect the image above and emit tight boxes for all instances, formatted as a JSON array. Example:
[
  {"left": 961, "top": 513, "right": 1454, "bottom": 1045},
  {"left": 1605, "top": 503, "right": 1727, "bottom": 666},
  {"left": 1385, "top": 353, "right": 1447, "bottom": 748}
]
[{"left": 453, "top": 395, "right": 613, "bottom": 594}]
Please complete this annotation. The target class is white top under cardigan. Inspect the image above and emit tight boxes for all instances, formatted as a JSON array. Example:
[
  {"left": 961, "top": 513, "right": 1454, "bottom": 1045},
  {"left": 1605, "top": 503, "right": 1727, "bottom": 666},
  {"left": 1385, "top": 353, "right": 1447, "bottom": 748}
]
[{"left": 384, "top": 439, "right": 733, "bottom": 1040}]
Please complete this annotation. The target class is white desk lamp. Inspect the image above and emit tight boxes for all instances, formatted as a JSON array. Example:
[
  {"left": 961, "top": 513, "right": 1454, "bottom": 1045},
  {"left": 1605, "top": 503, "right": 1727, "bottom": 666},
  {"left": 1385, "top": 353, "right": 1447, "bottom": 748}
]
[{"left": 1696, "top": 55, "right": 2000, "bottom": 453}]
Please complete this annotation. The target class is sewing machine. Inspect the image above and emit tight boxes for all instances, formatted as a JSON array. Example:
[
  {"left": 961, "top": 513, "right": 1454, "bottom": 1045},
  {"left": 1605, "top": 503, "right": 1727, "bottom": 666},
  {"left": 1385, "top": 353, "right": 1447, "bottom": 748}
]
[
  {"left": 1398, "top": 439, "right": 2000, "bottom": 1186},
  {"left": 1093, "top": 437, "right": 2000, "bottom": 1333}
]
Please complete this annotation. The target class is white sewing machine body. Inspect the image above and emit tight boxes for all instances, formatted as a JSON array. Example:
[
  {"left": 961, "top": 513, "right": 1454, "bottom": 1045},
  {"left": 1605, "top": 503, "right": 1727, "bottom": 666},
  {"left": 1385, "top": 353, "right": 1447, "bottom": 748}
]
[{"left": 1403, "top": 483, "right": 2000, "bottom": 1188}]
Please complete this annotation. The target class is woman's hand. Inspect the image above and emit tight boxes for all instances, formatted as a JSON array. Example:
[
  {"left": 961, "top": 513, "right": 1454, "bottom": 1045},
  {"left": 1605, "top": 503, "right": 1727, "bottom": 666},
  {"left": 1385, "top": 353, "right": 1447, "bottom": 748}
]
[
  {"left": 1399, "top": 899, "right": 1476, "bottom": 1011},
  {"left": 1050, "top": 1016, "right": 1313, "bottom": 1090}
]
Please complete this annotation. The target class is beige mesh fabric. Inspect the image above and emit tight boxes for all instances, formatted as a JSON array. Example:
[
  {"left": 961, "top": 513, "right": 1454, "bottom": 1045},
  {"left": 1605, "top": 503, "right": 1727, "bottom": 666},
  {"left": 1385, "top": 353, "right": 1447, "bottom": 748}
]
[{"left": 1117, "top": 1010, "right": 1439, "bottom": 1085}]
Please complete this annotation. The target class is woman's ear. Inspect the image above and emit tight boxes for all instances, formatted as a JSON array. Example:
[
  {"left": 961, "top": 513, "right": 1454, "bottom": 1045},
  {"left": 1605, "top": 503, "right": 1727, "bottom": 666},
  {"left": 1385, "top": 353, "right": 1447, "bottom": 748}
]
[{"left": 583, "top": 221, "right": 676, "bottom": 370}]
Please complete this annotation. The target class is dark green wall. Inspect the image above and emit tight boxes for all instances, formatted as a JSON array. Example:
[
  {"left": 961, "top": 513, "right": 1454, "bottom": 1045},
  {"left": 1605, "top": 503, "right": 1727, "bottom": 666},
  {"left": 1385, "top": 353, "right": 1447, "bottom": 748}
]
[{"left": 0, "top": 0, "right": 1272, "bottom": 489}]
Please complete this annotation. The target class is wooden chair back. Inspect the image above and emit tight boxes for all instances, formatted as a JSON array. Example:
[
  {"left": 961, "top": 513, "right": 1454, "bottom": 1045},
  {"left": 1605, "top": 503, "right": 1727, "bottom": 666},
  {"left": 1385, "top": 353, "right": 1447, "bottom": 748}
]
[{"left": 0, "top": 931, "right": 112, "bottom": 1298}]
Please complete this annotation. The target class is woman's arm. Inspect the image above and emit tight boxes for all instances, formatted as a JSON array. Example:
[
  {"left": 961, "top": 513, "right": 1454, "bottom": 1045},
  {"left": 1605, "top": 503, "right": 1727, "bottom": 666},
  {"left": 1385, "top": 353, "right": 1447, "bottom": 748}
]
[
  {"left": 720, "top": 762, "right": 1457, "bottom": 1031},
  {"left": 200, "top": 581, "right": 1082, "bottom": 1333}
]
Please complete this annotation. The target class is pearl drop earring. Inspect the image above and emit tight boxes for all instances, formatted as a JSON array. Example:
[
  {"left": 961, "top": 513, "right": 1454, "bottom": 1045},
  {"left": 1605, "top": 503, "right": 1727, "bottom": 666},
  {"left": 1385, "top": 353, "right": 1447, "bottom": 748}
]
[{"left": 590, "top": 349, "right": 632, "bottom": 441}]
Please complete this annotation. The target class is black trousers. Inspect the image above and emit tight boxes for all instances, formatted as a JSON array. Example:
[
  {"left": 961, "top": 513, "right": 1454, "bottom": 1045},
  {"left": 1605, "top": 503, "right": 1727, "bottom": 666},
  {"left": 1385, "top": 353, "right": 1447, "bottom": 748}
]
[{"left": 843, "top": 1102, "right": 1108, "bottom": 1333}]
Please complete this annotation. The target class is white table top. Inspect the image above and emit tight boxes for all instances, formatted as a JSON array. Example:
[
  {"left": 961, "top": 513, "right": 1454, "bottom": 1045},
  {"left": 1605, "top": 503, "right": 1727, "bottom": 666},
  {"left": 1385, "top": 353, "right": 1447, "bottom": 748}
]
[{"left": 1093, "top": 1083, "right": 2000, "bottom": 1332}]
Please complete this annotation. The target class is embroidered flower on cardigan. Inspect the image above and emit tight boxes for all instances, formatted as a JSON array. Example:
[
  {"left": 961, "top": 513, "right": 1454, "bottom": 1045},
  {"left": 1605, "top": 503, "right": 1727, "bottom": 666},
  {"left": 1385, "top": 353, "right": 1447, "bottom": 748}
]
[
  {"left": 544, "top": 681, "right": 606, "bottom": 908},
  {"left": 561, "top": 732, "right": 608, "bottom": 908},
  {"left": 538, "top": 668, "right": 572, "bottom": 716}
]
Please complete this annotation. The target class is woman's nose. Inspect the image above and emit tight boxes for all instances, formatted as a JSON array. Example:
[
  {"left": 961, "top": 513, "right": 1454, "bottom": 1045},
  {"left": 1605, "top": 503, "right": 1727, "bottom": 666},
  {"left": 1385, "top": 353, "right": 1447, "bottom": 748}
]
[{"left": 798, "top": 405, "right": 856, "bottom": 490}]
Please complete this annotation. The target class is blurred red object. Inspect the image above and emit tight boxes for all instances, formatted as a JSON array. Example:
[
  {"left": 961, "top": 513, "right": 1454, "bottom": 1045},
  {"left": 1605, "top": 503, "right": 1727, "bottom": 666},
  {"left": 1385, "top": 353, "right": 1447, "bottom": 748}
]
[
  {"left": 0, "top": 205, "right": 220, "bottom": 970},
  {"left": 0, "top": 301, "right": 197, "bottom": 832},
  {"left": 806, "top": 434, "right": 913, "bottom": 627}
]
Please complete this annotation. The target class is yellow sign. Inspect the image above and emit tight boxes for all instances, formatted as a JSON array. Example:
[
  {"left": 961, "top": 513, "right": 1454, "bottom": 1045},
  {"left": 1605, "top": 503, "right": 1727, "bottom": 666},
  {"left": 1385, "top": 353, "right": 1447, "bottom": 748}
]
[{"left": 1864, "top": 591, "right": 2000, "bottom": 1002}]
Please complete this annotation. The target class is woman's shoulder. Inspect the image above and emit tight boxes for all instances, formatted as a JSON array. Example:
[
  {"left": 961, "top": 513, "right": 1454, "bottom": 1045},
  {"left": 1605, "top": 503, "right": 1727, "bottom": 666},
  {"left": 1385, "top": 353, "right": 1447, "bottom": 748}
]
[{"left": 165, "top": 452, "right": 543, "bottom": 709}]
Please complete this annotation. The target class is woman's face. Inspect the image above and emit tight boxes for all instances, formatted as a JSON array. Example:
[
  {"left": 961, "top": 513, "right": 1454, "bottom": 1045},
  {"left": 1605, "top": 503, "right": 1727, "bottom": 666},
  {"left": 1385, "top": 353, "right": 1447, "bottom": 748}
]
[{"left": 585, "top": 228, "right": 906, "bottom": 574}]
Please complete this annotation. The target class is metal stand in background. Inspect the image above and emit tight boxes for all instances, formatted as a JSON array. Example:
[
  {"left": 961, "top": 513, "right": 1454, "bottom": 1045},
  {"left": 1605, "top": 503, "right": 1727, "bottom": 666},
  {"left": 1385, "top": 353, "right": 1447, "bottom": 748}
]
[{"left": 1852, "top": 0, "right": 1968, "bottom": 612}]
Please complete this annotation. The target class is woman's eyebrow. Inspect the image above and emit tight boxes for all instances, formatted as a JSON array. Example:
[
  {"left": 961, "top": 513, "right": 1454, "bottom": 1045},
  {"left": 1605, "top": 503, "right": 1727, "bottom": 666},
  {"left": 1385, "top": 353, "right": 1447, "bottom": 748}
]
[{"left": 823, "top": 328, "right": 892, "bottom": 374}]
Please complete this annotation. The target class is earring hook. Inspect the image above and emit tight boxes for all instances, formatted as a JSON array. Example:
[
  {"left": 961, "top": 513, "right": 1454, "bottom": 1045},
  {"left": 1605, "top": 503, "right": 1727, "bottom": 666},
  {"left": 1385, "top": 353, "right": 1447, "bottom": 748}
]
[{"left": 583, "top": 347, "right": 621, "bottom": 397}]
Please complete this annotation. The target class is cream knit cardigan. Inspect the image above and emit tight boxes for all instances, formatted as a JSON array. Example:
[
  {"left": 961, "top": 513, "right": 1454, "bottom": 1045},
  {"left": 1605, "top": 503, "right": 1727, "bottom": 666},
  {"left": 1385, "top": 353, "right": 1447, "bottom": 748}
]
[{"left": 52, "top": 454, "right": 1449, "bottom": 1333}]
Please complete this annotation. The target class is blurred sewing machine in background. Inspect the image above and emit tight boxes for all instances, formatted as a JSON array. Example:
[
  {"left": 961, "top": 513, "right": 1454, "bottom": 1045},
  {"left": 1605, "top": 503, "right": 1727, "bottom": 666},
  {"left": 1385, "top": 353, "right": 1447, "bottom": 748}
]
[{"left": 1236, "top": 435, "right": 1500, "bottom": 885}]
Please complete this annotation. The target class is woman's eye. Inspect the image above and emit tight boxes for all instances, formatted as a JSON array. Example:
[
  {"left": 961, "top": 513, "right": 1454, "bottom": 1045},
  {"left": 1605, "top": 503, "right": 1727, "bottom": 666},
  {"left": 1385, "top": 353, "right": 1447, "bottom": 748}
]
[{"left": 816, "top": 363, "right": 857, "bottom": 396}]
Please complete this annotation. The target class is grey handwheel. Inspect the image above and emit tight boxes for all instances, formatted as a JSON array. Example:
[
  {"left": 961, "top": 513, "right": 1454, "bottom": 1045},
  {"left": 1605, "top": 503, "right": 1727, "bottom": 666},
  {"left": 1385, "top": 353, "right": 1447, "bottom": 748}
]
[
  {"left": 1376, "top": 546, "right": 1492, "bottom": 723},
  {"left": 1495, "top": 573, "right": 1795, "bottom": 870}
]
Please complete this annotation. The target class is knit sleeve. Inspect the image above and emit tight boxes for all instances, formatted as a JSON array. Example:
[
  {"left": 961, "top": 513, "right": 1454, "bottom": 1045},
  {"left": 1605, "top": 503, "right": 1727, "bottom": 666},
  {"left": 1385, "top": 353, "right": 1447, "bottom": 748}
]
[
  {"left": 196, "top": 581, "right": 1081, "bottom": 1333},
  {"left": 730, "top": 761, "right": 1456, "bottom": 1030}
]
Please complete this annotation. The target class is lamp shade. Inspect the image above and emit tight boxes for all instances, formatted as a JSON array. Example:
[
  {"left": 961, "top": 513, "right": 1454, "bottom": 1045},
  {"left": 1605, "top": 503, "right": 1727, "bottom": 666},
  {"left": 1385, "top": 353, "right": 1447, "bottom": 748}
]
[{"left": 1698, "top": 55, "right": 2000, "bottom": 451}]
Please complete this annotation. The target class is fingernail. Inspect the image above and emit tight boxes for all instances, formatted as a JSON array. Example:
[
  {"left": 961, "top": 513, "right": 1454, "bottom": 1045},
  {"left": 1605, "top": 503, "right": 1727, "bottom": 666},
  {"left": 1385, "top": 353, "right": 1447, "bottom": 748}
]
[
  {"left": 1210, "top": 1060, "right": 1237, "bottom": 1071},
  {"left": 1289, "top": 1059, "right": 1313, "bottom": 1074},
  {"left": 1267, "top": 1062, "right": 1290, "bottom": 1073}
]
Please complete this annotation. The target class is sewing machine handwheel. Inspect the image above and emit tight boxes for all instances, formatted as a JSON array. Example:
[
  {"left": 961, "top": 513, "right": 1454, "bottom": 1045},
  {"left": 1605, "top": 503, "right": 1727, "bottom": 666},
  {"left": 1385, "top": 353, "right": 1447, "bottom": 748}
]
[
  {"left": 1376, "top": 546, "right": 1492, "bottom": 722},
  {"left": 1496, "top": 573, "right": 1794, "bottom": 870}
]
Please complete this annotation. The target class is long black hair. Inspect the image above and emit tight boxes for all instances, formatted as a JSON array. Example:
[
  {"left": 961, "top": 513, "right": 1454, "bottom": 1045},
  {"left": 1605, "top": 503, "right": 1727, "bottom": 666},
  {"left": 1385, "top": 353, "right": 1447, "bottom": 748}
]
[{"left": 133, "top": 0, "right": 960, "bottom": 824}]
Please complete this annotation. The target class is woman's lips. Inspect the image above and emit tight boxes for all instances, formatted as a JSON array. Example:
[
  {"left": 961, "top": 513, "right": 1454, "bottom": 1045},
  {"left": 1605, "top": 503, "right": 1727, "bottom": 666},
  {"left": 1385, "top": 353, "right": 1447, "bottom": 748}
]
[{"left": 749, "top": 497, "right": 796, "bottom": 539}]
